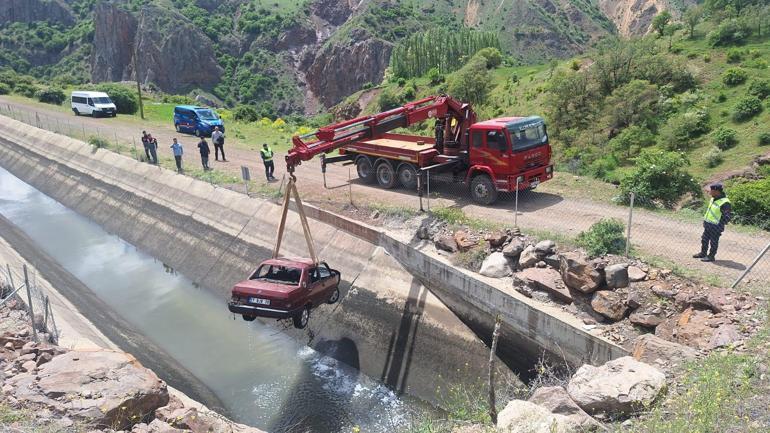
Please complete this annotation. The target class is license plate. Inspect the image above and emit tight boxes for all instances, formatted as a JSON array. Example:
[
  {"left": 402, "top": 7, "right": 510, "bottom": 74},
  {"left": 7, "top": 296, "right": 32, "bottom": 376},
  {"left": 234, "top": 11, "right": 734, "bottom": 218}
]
[
  {"left": 530, "top": 179, "right": 540, "bottom": 189},
  {"left": 248, "top": 297, "right": 270, "bottom": 305}
]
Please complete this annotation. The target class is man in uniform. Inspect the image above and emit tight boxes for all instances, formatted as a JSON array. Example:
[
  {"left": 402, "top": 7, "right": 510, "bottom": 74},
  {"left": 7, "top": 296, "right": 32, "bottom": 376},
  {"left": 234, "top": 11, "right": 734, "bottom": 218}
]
[
  {"left": 260, "top": 143, "right": 275, "bottom": 181},
  {"left": 693, "top": 183, "right": 731, "bottom": 262}
]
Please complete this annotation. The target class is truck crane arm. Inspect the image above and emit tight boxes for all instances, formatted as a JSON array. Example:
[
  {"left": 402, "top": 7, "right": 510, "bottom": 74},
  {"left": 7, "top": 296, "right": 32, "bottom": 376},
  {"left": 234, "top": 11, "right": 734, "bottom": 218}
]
[{"left": 285, "top": 95, "right": 475, "bottom": 173}]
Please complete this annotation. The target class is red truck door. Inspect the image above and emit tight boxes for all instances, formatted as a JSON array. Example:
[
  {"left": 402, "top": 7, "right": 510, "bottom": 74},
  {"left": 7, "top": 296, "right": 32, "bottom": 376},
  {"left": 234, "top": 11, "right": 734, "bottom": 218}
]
[{"left": 470, "top": 128, "right": 511, "bottom": 175}]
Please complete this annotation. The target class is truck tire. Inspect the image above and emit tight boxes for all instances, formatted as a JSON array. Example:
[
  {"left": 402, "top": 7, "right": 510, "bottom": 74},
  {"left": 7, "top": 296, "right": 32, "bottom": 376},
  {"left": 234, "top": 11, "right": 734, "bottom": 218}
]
[
  {"left": 470, "top": 174, "right": 498, "bottom": 205},
  {"left": 356, "top": 157, "right": 376, "bottom": 184},
  {"left": 397, "top": 163, "right": 418, "bottom": 190},
  {"left": 375, "top": 159, "right": 397, "bottom": 189}
]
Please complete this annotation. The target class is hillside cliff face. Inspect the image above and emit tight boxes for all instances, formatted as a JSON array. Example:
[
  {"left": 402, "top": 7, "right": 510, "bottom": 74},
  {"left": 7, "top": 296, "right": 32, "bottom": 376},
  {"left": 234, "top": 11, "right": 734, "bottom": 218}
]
[
  {"left": 598, "top": 0, "right": 697, "bottom": 37},
  {"left": 0, "top": 0, "right": 74, "bottom": 26}
]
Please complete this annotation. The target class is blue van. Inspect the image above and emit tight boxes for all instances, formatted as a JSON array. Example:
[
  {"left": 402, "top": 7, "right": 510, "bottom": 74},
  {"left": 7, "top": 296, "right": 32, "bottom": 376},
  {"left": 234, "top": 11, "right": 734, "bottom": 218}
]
[{"left": 173, "top": 105, "right": 225, "bottom": 137}]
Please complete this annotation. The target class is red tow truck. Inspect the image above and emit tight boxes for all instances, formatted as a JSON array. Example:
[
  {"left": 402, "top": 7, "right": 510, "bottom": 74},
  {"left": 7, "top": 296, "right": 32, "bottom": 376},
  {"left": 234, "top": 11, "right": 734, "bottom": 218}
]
[{"left": 287, "top": 95, "right": 554, "bottom": 205}]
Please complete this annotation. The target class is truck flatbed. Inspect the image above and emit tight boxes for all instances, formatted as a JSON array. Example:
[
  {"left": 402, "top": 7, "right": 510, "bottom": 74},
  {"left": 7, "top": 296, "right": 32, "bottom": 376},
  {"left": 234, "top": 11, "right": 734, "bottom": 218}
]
[{"left": 341, "top": 133, "right": 445, "bottom": 166}]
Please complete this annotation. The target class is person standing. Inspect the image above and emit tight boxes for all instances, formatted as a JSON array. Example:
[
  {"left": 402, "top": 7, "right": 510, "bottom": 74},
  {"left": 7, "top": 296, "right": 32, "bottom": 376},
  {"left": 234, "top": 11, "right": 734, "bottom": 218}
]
[
  {"left": 171, "top": 138, "right": 184, "bottom": 173},
  {"left": 197, "top": 137, "right": 211, "bottom": 170},
  {"left": 141, "top": 131, "right": 151, "bottom": 162},
  {"left": 693, "top": 183, "right": 732, "bottom": 262},
  {"left": 212, "top": 126, "right": 226, "bottom": 161},
  {"left": 260, "top": 143, "right": 275, "bottom": 181},
  {"left": 146, "top": 134, "right": 159, "bottom": 164}
]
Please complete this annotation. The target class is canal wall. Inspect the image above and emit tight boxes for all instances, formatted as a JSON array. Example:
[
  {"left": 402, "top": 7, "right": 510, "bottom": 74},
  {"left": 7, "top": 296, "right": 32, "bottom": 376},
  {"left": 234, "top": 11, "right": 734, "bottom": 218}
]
[{"left": 0, "top": 116, "right": 626, "bottom": 392}]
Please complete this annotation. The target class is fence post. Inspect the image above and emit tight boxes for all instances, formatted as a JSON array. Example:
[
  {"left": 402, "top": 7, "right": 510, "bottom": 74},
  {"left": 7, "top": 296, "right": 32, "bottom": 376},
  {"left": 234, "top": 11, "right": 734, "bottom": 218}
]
[
  {"left": 23, "top": 265, "right": 38, "bottom": 342},
  {"left": 348, "top": 167, "right": 354, "bottom": 206},
  {"left": 417, "top": 172, "right": 424, "bottom": 212},
  {"left": 43, "top": 296, "right": 50, "bottom": 331},
  {"left": 514, "top": 177, "right": 520, "bottom": 228},
  {"left": 487, "top": 315, "right": 502, "bottom": 424},
  {"left": 731, "top": 242, "right": 770, "bottom": 289},
  {"left": 426, "top": 170, "right": 430, "bottom": 211},
  {"left": 82, "top": 124, "right": 86, "bottom": 141},
  {"left": 625, "top": 192, "right": 635, "bottom": 258},
  {"left": 132, "top": 137, "right": 138, "bottom": 161},
  {"left": 6, "top": 264, "right": 14, "bottom": 289}
]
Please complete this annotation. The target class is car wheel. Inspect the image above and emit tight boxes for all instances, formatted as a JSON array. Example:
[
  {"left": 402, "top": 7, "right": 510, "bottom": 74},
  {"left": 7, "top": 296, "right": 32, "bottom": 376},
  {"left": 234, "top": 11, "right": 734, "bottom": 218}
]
[
  {"left": 375, "top": 160, "right": 397, "bottom": 189},
  {"left": 356, "top": 157, "right": 376, "bottom": 184},
  {"left": 242, "top": 315, "right": 256, "bottom": 322},
  {"left": 73, "top": 109, "right": 79, "bottom": 116},
  {"left": 293, "top": 306, "right": 310, "bottom": 329},
  {"left": 195, "top": 129, "right": 202, "bottom": 137},
  {"left": 470, "top": 174, "right": 498, "bottom": 205},
  {"left": 327, "top": 287, "right": 340, "bottom": 304},
  {"left": 175, "top": 124, "right": 180, "bottom": 132},
  {"left": 397, "top": 163, "right": 418, "bottom": 190},
  {"left": 112, "top": 113, "right": 117, "bottom": 118}
]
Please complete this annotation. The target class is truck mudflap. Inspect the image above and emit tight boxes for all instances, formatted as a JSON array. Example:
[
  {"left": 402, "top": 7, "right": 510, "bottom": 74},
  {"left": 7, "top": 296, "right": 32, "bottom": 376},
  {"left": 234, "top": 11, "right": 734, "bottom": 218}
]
[{"left": 501, "top": 165, "right": 554, "bottom": 191}]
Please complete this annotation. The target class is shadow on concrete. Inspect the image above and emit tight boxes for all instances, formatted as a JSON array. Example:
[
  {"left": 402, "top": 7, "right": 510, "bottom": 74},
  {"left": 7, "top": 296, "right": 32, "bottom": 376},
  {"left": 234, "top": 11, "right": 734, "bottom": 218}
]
[
  {"left": 712, "top": 259, "right": 746, "bottom": 271},
  {"left": 380, "top": 278, "right": 427, "bottom": 394}
]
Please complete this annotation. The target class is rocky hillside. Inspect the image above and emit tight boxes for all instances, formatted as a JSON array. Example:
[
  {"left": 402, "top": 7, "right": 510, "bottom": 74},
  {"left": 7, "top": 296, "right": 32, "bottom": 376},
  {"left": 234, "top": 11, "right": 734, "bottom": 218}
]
[{"left": 598, "top": 0, "right": 697, "bottom": 37}]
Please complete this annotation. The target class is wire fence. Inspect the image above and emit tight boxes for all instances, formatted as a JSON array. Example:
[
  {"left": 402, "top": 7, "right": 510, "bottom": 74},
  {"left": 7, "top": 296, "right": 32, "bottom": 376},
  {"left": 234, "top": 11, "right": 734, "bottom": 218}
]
[
  {"left": 1, "top": 263, "right": 59, "bottom": 344},
  {"left": 1, "top": 103, "right": 768, "bottom": 292}
]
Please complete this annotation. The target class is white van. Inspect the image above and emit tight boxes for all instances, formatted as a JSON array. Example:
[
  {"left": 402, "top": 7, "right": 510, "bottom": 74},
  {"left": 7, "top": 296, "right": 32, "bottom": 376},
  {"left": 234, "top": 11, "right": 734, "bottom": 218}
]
[{"left": 71, "top": 91, "right": 117, "bottom": 117}]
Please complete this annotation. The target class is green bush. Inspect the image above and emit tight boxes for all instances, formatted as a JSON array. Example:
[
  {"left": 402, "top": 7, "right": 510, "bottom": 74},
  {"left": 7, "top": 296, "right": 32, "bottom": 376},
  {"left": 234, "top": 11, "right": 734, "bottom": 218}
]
[
  {"left": 717, "top": 93, "right": 727, "bottom": 102},
  {"left": 747, "top": 79, "right": 770, "bottom": 100},
  {"left": 35, "top": 88, "right": 66, "bottom": 105},
  {"left": 619, "top": 149, "right": 700, "bottom": 208},
  {"left": 0, "top": 83, "right": 9, "bottom": 95},
  {"left": 232, "top": 105, "right": 259, "bottom": 122},
  {"left": 377, "top": 88, "right": 403, "bottom": 111},
  {"left": 93, "top": 83, "right": 138, "bottom": 115},
  {"left": 707, "top": 19, "right": 750, "bottom": 46},
  {"left": 660, "top": 109, "right": 710, "bottom": 150},
  {"left": 729, "top": 178, "right": 770, "bottom": 230},
  {"left": 726, "top": 49, "right": 744, "bottom": 63},
  {"left": 88, "top": 136, "right": 109, "bottom": 149},
  {"left": 712, "top": 127, "right": 738, "bottom": 150},
  {"left": 476, "top": 47, "right": 502, "bottom": 69},
  {"left": 427, "top": 67, "right": 444, "bottom": 84},
  {"left": 759, "top": 132, "right": 770, "bottom": 146},
  {"left": 576, "top": 219, "right": 626, "bottom": 257},
  {"left": 14, "top": 82, "right": 38, "bottom": 98},
  {"left": 703, "top": 54, "right": 711, "bottom": 63},
  {"left": 721, "top": 68, "right": 748, "bottom": 86},
  {"left": 705, "top": 147, "right": 724, "bottom": 168},
  {"left": 732, "top": 96, "right": 763, "bottom": 122}
]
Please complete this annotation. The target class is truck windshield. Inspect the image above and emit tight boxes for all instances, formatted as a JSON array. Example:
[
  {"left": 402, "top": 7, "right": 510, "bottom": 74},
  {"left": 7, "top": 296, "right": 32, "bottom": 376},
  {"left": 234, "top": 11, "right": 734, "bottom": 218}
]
[
  {"left": 196, "top": 109, "right": 218, "bottom": 121},
  {"left": 93, "top": 97, "right": 112, "bottom": 104},
  {"left": 252, "top": 264, "right": 301, "bottom": 285},
  {"left": 508, "top": 123, "right": 547, "bottom": 151}
]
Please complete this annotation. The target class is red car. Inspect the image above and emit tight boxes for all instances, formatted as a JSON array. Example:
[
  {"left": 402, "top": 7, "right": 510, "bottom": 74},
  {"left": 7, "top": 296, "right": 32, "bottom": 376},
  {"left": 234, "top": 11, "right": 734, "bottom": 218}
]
[{"left": 228, "top": 258, "right": 341, "bottom": 329}]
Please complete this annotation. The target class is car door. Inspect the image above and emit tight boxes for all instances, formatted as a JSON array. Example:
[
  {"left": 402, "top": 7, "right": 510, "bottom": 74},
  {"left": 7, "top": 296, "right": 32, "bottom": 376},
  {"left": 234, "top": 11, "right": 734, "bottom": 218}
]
[
  {"left": 305, "top": 266, "right": 324, "bottom": 306},
  {"left": 317, "top": 263, "right": 335, "bottom": 300}
]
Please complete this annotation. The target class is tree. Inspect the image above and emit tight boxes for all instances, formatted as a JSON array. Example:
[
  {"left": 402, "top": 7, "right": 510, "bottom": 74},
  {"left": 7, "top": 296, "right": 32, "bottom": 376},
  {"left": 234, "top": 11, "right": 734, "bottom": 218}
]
[
  {"left": 545, "top": 70, "right": 600, "bottom": 135},
  {"left": 665, "top": 23, "right": 684, "bottom": 51},
  {"left": 447, "top": 54, "right": 492, "bottom": 106},
  {"left": 652, "top": 10, "right": 672, "bottom": 37},
  {"left": 608, "top": 125, "right": 656, "bottom": 160},
  {"left": 619, "top": 149, "right": 700, "bottom": 208},
  {"left": 684, "top": 5, "right": 704, "bottom": 38},
  {"left": 603, "top": 80, "right": 660, "bottom": 130}
]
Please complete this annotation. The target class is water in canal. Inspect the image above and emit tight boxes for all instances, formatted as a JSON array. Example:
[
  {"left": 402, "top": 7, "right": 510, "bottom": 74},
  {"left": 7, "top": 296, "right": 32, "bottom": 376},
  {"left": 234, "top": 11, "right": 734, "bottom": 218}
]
[{"left": 0, "top": 166, "right": 416, "bottom": 432}]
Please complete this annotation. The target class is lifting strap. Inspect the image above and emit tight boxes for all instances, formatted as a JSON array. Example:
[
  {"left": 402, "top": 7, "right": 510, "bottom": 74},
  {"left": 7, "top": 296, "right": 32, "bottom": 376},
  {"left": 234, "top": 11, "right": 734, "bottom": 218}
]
[{"left": 272, "top": 175, "right": 318, "bottom": 265}]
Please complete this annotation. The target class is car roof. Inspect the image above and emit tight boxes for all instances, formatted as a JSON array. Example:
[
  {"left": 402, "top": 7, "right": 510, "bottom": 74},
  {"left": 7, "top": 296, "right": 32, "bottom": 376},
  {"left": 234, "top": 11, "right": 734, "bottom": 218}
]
[
  {"left": 72, "top": 91, "right": 109, "bottom": 97},
  {"left": 260, "top": 257, "right": 318, "bottom": 268},
  {"left": 175, "top": 105, "right": 201, "bottom": 111}
]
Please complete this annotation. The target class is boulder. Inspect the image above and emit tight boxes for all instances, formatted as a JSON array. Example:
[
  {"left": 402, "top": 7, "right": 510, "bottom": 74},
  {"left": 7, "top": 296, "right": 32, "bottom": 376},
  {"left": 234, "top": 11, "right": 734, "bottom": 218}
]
[
  {"left": 453, "top": 230, "right": 478, "bottom": 252},
  {"left": 627, "top": 266, "right": 647, "bottom": 282},
  {"left": 132, "top": 419, "right": 186, "bottom": 433},
  {"left": 155, "top": 397, "right": 266, "bottom": 433},
  {"left": 628, "top": 307, "right": 666, "bottom": 328},
  {"left": 686, "top": 287, "right": 732, "bottom": 314},
  {"left": 503, "top": 239, "right": 525, "bottom": 258},
  {"left": 591, "top": 291, "right": 628, "bottom": 321},
  {"left": 435, "top": 235, "right": 458, "bottom": 253},
  {"left": 518, "top": 245, "right": 540, "bottom": 269},
  {"left": 708, "top": 324, "right": 741, "bottom": 349},
  {"left": 528, "top": 386, "right": 601, "bottom": 430},
  {"left": 479, "top": 252, "right": 511, "bottom": 278},
  {"left": 485, "top": 232, "right": 508, "bottom": 248},
  {"left": 516, "top": 268, "right": 573, "bottom": 303},
  {"left": 604, "top": 264, "right": 629, "bottom": 289},
  {"left": 534, "top": 240, "right": 556, "bottom": 256},
  {"left": 655, "top": 308, "right": 719, "bottom": 350},
  {"left": 559, "top": 252, "right": 604, "bottom": 293},
  {"left": 567, "top": 356, "right": 666, "bottom": 415},
  {"left": 631, "top": 334, "right": 698, "bottom": 367},
  {"left": 497, "top": 400, "right": 577, "bottom": 433},
  {"left": 651, "top": 284, "right": 677, "bottom": 299},
  {"left": 8, "top": 349, "right": 169, "bottom": 430},
  {"left": 543, "top": 254, "right": 561, "bottom": 269}
]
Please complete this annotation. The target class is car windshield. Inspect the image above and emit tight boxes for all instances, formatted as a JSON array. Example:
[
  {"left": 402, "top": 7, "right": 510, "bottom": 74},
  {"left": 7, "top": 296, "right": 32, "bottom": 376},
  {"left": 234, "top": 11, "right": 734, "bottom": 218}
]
[
  {"left": 196, "top": 109, "right": 218, "bottom": 120},
  {"left": 93, "top": 97, "right": 112, "bottom": 104},
  {"left": 508, "top": 122, "right": 547, "bottom": 151},
  {"left": 251, "top": 264, "right": 301, "bottom": 285}
]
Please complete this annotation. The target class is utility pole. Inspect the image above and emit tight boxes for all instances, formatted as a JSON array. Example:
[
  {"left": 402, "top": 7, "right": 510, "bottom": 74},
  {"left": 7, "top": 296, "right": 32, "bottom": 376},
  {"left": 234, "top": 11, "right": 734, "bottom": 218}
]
[{"left": 133, "top": 43, "right": 145, "bottom": 120}]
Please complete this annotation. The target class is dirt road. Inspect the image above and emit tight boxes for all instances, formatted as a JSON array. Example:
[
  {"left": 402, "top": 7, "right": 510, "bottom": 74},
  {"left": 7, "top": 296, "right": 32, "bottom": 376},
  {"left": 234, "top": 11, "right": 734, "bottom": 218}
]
[{"left": 2, "top": 96, "right": 768, "bottom": 285}]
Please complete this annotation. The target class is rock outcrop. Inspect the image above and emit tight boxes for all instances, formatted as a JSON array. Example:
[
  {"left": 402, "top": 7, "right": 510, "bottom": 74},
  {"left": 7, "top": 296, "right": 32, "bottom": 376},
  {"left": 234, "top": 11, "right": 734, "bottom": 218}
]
[
  {"left": 0, "top": 0, "right": 74, "bottom": 26},
  {"left": 497, "top": 400, "right": 576, "bottom": 433}
]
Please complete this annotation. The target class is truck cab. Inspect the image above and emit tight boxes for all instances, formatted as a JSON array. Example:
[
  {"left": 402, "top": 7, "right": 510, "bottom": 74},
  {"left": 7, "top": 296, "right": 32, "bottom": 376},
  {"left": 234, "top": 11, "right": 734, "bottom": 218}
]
[{"left": 466, "top": 116, "right": 553, "bottom": 204}]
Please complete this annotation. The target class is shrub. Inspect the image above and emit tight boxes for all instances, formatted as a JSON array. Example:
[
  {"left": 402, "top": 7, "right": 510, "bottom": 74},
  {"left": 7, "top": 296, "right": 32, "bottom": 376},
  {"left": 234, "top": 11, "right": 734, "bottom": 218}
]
[
  {"left": 476, "top": 47, "right": 502, "bottom": 69},
  {"left": 729, "top": 178, "right": 770, "bottom": 230},
  {"left": 660, "top": 109, "right": 710, "bottom": 150},
  {"left": 232, "top": 105, "right": 259, "bottom": 122},
  {"left": 0, "top": 83, "right": 9, "bottom": 95},
  {"left": 717, "top": 93, "right": 727, "bottom": 102},
  {"left": 452, "top": 244, "right": 488, "bottom": 272},
  {"left": 713, "top": 127, "right": 738, "bottom": 150},
  {"left": 747, "top": 79, "right": 770, "bottom": 100},
  {"left": 759, "top": 132, "right": 770, "bottom": 146},
  {"left": 427, "top": 67, "right": 444, "bottom": 84},
  {"left": 726, "top": 49, "right": 744, "bottom": 63},
  {"left": 721, "top": 68, "right": 748, "bottom": 86},
  {"left": 707, "top": 19, "right": 749, "bottom": 46},
  {"left": 88, "top": 136, "right": 109, "bottom": 149},
  {"left": 705, "top": 147, "right": 724, "bottom": 168},
  {"left": 93, "top": 83, "right": 138, "bottom": 114},
  {"left": 377, "top": 88, "right": 403, "bottom": 111},
  {"left": 732, "top": 96, "right": 763, "bottom": 122},
  {"left": 703, "top": 54, "right": 711, "bottom": 63},
  {"left": 619, "top": 149, "right": 700, "bottom": 208},
  {"left": 576, "top": 219, "right": 626, "bottom": 257},
  {"left": 35, "top": 88, "right": 66, "bottom": 105},
  {"left": 570, "top": 60, "right": 580, "bottom": 71},
  {"left": 13, "top": 82, "right": 38, "bottom": 98}
]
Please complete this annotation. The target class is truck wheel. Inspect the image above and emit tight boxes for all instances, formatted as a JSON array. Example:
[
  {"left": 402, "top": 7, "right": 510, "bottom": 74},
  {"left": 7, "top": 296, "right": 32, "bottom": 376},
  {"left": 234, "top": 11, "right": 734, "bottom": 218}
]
[
  {"left": 470, "top": 174, "right": 498, "bottom": 205},
  {"left": 356, "top": 157, "right": 376, "bottom": 183},
  {"left": 375, "top": 160, "right": 397, "bottom": 189},
  {"left": 293, "top": 306, "right": 310, "bottom": 329},
  {"left": 242, "top": 315, "right": 256, "bottom": 322},
  {"left": 397, "top": 163, "right": 418, "bottom": 190},
  {"left": 327, "top": 287, "right": 340, "bottom": 304}
]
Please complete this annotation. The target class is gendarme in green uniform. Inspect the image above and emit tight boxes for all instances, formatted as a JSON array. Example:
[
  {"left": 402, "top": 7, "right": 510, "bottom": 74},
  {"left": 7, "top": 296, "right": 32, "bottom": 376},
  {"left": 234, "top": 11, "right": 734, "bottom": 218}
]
[
  {"left": 694, "top": 184, "right": 732, "bottom": 262},
  {"left": 704, "top": 196, "right": 730, "bottom": 225}
]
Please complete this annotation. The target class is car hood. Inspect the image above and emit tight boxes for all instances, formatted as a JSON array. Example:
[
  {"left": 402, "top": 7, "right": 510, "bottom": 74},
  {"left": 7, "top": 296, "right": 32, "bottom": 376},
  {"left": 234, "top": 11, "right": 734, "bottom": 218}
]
[
  {"left": 200, "top": 119, "right": 222, "bottom": 126},
  {"left": 95, "top": 104, "right": 116, "bottom": 109},
  {"left": 231, "top": 279, "right": 297, "bottom": 299}
]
